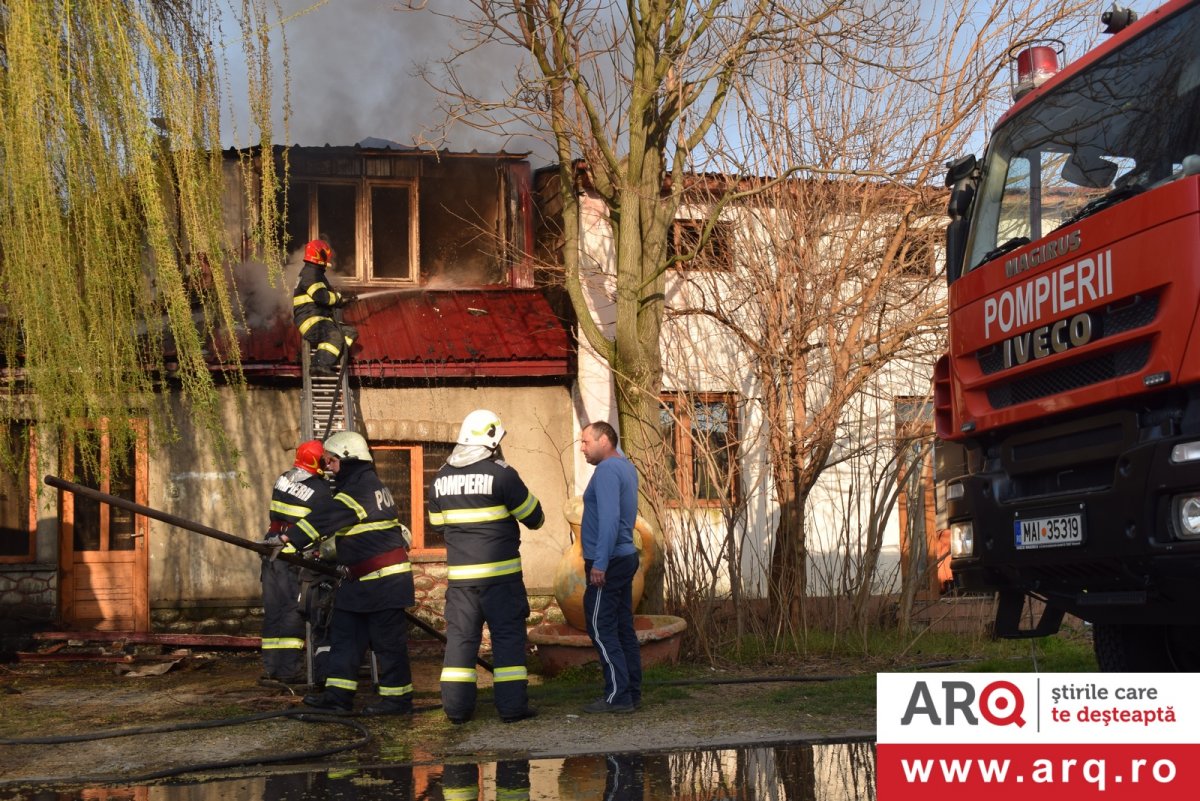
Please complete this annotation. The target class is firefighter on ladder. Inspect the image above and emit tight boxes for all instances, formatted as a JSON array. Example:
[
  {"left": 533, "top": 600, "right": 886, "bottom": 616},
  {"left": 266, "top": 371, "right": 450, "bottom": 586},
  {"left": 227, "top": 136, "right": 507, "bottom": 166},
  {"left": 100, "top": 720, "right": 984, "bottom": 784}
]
[
  {"left": 260, "top": 439, "right": 331, "bottom": 685},
  {"left": 293, "top": 239, "right": 356, "bottom": 376},
  {"left": 427, "top": 409, "right": 545, "bottom": 724}
]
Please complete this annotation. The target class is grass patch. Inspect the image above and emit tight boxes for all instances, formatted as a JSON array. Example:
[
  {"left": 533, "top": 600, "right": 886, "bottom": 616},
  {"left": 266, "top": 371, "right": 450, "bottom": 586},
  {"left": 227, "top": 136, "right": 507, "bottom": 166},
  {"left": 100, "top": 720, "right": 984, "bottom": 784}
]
[{"left": 711, "top": 624, "right": 1097, "bottom": 673}]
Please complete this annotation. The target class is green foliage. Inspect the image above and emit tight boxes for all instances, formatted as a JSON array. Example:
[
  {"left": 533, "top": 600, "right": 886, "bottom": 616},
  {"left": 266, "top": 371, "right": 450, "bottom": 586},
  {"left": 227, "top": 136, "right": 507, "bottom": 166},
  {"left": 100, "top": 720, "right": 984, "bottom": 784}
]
[{"left": 0, "top": 0, "right": 287, "bottom": 474}]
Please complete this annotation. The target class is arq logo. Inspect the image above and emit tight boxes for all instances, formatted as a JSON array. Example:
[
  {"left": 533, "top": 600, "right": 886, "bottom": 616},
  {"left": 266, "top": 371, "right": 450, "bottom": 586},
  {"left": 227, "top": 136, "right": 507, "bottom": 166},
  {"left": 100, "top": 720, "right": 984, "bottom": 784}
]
[{"left": 900, "top": 680, "right": 1025, "bottom": 727}]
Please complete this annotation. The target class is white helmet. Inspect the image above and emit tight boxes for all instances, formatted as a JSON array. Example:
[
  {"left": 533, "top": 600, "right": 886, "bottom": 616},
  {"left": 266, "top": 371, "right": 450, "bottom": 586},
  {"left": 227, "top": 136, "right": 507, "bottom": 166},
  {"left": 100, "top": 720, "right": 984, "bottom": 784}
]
[
  {"left": 457, "top": 409, "right": 505, "bottom": 449},
  {"left": 324, "top": 431, "right": 372, "bottom": 462}
]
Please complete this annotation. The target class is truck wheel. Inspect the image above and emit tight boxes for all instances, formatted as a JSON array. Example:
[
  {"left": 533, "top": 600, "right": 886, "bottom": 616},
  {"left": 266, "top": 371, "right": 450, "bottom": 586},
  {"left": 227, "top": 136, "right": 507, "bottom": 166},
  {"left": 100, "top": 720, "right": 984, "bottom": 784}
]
[{"left": 1092, "top": 624, "right": 1171, "bottom": 671}]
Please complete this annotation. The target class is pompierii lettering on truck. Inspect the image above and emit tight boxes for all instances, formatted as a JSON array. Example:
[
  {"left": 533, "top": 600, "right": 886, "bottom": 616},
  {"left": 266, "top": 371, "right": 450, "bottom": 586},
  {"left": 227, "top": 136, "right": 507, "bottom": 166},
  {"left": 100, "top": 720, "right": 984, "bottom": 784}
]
[{"left": 982, "top": 249, "right": 1114, "bottom": 340}]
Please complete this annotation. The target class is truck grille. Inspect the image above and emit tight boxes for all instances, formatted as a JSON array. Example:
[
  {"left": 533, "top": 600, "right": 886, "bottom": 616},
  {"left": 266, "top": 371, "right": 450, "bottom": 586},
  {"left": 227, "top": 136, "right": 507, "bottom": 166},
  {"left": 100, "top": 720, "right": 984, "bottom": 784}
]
[
  {"left": 986, "top": 341, "right": 1151, "bottom": 409},
  {"left": 976, "top": 292, "right": 1159, "bottom": 376}
]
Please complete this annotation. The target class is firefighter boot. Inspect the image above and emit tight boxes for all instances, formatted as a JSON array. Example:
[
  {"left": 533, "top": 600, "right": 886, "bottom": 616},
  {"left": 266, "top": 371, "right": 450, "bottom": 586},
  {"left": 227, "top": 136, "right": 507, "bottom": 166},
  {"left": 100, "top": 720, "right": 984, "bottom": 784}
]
[
  {"left": 361, "top": 697, "right": 413, "bottom": 717},
  {"left": 302, "top": 688, "right": 353, "bottom": 713},
  {"left": 310, "top": 356, "right": 339, "bottom": 377}
]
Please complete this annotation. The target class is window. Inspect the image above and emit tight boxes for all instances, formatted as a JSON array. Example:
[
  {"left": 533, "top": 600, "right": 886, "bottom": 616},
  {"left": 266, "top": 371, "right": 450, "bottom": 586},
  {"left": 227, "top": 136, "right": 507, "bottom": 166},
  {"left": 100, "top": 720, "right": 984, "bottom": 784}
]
[
  {"left": 67, "top": 428, "right": 142, "bottom": 553},
  {"left": 659, "top": 394, "right": 739, "bottom": 505},
  {"left": 287, "top": 179, "right": 419, "bottom": 284},
  {"left": 0, "top": 422, "right": 35, "bottom": 562},
  {"left": 667, "top": 218, "right": 734, "bottom": 271},
  {"left": 371, "top": 442, "right": 454, "bottom": 554},
  {"left": 896, "top": 231, "right": 938, "bottom": 278}
]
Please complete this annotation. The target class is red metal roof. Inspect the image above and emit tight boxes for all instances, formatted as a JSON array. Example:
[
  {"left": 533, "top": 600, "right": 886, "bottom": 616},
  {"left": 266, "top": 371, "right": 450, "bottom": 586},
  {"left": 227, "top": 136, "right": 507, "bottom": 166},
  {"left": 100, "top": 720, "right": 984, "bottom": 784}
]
[{"left": 234, "top": 289, "right": 571, "bottom": 379}]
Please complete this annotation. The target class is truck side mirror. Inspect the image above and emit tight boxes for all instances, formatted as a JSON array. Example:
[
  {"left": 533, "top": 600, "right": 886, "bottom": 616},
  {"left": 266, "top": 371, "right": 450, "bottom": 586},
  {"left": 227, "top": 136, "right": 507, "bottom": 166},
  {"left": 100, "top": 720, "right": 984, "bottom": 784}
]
[{"left": 944, "top": 155, "right": 978, "bottom": 285}]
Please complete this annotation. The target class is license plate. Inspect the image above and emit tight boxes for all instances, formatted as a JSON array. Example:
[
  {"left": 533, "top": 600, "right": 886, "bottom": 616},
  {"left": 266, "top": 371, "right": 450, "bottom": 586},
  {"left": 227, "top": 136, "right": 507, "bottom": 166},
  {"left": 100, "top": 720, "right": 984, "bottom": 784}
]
[{"left": 1014, "top": 512, "right": 1083, "bottom": 549}]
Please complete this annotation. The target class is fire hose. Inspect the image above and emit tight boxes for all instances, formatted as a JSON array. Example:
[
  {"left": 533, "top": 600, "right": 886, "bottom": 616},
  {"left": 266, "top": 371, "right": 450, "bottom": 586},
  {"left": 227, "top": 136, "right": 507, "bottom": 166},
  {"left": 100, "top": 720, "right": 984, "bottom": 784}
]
[{"left": 43, "top": 474, "right": 494, "bottom": 673}]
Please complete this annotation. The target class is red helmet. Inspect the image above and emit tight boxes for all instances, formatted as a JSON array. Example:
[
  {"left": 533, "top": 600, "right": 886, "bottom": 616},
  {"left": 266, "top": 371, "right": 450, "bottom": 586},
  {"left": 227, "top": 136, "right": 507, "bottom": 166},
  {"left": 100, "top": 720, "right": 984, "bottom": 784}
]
[
  {"left": 294, "top": 440, "right": 325, "bottom": 474},
  {"left": 303, "top": 239, "right": 333, "bottom": 267}
]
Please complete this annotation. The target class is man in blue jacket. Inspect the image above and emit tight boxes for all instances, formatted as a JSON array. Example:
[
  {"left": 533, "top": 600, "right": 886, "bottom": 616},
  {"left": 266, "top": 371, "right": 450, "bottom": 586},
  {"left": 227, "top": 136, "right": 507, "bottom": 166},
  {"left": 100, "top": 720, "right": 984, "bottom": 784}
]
[{"left": 578, "top": 421, "right": 641, "bottom": 714}]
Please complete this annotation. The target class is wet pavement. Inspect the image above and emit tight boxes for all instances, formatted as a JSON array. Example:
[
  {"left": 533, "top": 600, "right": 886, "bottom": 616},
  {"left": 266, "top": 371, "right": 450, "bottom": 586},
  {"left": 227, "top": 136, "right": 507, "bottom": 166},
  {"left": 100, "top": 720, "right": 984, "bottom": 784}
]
[{"left": 0, "top": 740, "right": 877, "bottom": 800}]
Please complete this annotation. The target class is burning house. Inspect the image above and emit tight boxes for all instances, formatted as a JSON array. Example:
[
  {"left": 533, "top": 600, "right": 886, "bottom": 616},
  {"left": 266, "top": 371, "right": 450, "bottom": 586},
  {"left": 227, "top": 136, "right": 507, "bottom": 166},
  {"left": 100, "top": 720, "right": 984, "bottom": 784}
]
[{"left": 0, "top": 142, "right": 576, "bottom": 640}]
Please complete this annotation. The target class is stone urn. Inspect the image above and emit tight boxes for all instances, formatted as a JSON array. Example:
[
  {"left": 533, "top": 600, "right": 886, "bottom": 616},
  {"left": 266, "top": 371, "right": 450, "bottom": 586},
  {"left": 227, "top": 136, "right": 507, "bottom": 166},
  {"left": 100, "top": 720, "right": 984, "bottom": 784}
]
[{"left": 552, "top": 496, "right": 659, "bottom": 631}]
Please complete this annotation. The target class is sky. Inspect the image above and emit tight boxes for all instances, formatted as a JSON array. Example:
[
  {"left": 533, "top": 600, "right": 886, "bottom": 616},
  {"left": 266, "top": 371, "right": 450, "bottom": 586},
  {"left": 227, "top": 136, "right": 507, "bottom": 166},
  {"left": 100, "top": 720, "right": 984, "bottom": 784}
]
[
  {"left": 215, "top": 0, "right": 1165, "bottom": 169},
  {"left": 218, "top": 0, "right": 552, "bottom": 161}
]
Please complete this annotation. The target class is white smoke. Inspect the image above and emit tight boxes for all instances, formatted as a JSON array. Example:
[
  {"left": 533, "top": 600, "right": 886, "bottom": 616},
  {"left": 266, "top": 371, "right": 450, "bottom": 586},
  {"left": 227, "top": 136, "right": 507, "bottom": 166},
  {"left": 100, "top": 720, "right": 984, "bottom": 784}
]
[{"left": 233, "top": 248, "right": 305, "bottom": 331}]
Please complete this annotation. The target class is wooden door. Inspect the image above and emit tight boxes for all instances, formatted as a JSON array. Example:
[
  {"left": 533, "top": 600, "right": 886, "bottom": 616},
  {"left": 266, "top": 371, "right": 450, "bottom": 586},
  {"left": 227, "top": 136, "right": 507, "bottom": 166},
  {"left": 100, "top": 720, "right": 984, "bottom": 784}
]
[{"left": 58, "top": 423, "right": 150, "bottom": 631}]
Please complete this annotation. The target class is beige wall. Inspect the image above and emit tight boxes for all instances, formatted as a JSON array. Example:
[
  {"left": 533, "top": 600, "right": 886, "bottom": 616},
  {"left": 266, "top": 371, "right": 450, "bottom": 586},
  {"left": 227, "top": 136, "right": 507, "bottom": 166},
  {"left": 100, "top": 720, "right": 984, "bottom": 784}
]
[
  {"left": 357, "top": 384, "right": 575, "bottom": 592},
  {"left": 146, "top": 383, "right": 575, "bottom": 607}
]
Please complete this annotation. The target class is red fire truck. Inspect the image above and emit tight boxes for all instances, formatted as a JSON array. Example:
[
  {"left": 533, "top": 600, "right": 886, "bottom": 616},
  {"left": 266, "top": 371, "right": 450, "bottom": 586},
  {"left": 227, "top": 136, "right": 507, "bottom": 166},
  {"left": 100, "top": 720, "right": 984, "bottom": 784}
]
[{"left": 938, "top": 0, "right": 1200, "bottom": 670}]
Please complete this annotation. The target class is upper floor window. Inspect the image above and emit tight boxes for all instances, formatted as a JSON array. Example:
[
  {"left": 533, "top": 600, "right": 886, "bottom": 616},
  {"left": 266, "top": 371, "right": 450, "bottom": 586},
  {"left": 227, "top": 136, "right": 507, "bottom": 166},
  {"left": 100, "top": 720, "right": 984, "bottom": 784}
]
[
  {"left": 0, "top": 422, "right": 35, "bottom": 563},
  {"left": 896, "top": 230, "right": 939, "bottom": 278},
  {"left": 371, "top": 441, "right": 454, "bottom": 556},
  {"left": 668, "top": 219, "right": 734, "bottom": 271},
  {"left": 286, "top": 179, "right": 419, "bottom": 284},
  {"left": 659, "top": 394, "right": 739, "bottom": 506}
]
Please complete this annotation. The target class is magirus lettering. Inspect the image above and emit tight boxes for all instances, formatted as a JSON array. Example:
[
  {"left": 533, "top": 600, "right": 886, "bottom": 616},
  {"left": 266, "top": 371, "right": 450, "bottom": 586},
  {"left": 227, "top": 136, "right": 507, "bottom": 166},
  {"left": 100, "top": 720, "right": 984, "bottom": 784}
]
[
  {"left": 1004, "top": 230, "right": 1082, "bottom": 277},
  {"left": 1003, "top": 311, "right": 1094, "bottom": 368}
]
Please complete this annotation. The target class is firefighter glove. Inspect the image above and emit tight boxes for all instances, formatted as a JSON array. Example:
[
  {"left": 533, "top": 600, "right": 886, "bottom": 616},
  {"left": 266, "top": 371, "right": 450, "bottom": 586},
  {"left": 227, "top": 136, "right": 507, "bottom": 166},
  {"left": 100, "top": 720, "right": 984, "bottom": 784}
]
[
  {"left": 335, "top": 292, "right": 357, "bottom": 307},
  {"left": 263, "top": 535, "right": 287, "bottom": 561}
]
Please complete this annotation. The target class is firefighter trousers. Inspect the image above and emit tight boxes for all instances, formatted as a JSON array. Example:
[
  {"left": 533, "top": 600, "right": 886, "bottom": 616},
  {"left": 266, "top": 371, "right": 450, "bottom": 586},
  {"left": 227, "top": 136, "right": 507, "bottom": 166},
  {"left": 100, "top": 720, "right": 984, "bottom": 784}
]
[
  {"left": 301, "top": 318, "right": 353, "bottom": 369},
  {"left": 260, "top": 557, "right": 305, "bottom": 681},
  {"left": 440, "top": 581, "right": 531, "bottom": 721},
  {"left": 321, "top": 606, "right": 413, "bottom": 710}
]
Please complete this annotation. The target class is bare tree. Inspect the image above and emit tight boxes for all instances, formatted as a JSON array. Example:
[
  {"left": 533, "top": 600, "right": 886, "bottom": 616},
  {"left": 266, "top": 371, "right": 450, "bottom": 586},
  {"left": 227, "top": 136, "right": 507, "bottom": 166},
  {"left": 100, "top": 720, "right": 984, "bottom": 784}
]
[
  {"left": 419, "top": 1, "right": 875, "bottom": 505},
  {"left": 418, "top": 1, "right": 1093, "bottom": 634},
  {"left": 662, "top": 0, "right": 1092, "bottom": 636}
]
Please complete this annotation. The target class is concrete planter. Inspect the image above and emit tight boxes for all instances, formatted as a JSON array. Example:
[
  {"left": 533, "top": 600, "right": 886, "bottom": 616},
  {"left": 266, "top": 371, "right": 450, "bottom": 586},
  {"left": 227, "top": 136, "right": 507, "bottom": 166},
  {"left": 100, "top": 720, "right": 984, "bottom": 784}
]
[{"left": 528, "top": 614, "right": 687, "bottom": 676}]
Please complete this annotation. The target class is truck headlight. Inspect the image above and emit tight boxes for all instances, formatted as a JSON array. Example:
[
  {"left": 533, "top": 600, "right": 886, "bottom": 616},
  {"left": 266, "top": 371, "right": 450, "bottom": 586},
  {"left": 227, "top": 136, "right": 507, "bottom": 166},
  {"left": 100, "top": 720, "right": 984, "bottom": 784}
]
[
  {"left": 1170, "top": 441, "right": 1200, "bottom": 463},
  {"left": 1172, "top": 494, "right": 1200, "bottom": 539},
  {"left": 950, "top": 522, "right": 974, "bottom": 557}
]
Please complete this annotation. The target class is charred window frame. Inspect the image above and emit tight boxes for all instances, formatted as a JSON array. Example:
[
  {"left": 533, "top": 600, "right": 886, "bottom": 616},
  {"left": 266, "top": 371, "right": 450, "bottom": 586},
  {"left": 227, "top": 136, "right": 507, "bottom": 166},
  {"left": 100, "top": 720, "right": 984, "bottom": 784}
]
[
  {"left": 659, "top": 393, "right": 739, "bottom": 506},
  {"left": 0, "top": 422, "right": 36, "bottom": 563},
  {"left": 667, "top": 218, "right": 734, "bottom": 271},
  {"left": 286, "top": 179, "right": 419, "bottom": 284},
  {"left": 370, "top": 442, "right": 453, "bottom": 556}
]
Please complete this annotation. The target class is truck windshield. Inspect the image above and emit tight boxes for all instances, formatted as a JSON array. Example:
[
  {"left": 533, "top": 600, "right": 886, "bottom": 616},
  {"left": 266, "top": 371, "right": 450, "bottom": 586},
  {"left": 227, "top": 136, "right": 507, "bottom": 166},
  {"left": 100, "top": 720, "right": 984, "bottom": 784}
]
[{"left": 965, "top": 2, "right": 1200, "bottom": 272}]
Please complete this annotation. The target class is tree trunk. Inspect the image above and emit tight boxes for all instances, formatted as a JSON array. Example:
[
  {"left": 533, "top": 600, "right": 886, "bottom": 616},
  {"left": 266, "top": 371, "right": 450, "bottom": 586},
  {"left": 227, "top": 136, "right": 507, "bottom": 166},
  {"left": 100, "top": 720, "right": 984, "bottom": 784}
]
[{"left": 769, "top": 494, "right": 808, "bottom": 637}]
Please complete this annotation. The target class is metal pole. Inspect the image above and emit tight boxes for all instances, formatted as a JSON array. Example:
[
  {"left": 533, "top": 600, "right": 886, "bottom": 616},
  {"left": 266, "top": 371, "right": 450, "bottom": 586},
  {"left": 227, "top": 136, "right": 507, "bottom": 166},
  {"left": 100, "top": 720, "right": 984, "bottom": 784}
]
[{"left": 43, "top": 475, "right": 493, "bottom": 672}]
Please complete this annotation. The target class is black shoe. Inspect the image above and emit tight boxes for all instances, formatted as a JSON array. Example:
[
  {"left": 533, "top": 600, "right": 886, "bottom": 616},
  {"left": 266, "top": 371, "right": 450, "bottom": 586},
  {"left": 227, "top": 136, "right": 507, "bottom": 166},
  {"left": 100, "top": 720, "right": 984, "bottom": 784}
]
[
  {"left": 501, "top": 708, "right": 538, "bottom": 724},
  {"left": 447, "top": 715, "right": 471, "bottom": 725},
  {"left": 361, "top": 700, "right": 413, "bottom": 716},
  {"left": 302, "top": 691, "right": 352, "bottom": 712},
  {"left": 583, "top": 698, "right": 635, "bottom": 714}
]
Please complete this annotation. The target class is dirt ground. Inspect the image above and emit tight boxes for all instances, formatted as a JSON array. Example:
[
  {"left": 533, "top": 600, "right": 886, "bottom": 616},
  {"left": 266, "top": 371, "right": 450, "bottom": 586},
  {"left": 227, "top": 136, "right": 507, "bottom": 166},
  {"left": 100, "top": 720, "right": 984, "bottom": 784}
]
[{"left": 0, "top": 644, "right": 878, "bottom": 791}]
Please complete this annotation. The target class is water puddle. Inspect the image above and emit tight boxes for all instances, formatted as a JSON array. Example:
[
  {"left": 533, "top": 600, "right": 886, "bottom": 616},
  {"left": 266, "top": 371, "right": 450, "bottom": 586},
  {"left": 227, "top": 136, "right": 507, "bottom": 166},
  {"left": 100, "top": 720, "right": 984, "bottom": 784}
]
[{"left": 5, "top": 741, "right": 877, "bottom": 800}]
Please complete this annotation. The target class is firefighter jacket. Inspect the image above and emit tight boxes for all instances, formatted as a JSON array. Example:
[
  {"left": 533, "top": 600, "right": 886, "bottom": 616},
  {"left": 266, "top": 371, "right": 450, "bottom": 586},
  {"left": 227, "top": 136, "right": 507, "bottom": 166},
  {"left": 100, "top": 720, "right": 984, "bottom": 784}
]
[
  {"left": 427, "top": 456, "right": 545, "bottom": 586},
  {"left": 267, "top": 466, "right": 332, "bottom": 555},
  {"left": 290, "top": 460, "right": 415, "bottom": 613},
  {"left": 292, "top": 261, "right": 344, "bottom": 338}
]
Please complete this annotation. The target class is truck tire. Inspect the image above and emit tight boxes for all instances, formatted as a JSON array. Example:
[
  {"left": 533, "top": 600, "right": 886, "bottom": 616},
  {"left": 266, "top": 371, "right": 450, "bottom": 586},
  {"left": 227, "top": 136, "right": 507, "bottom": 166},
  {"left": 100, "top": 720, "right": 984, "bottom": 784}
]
[{"left": 1092, "top": 624, "right": 1200, "bottom": 671}]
